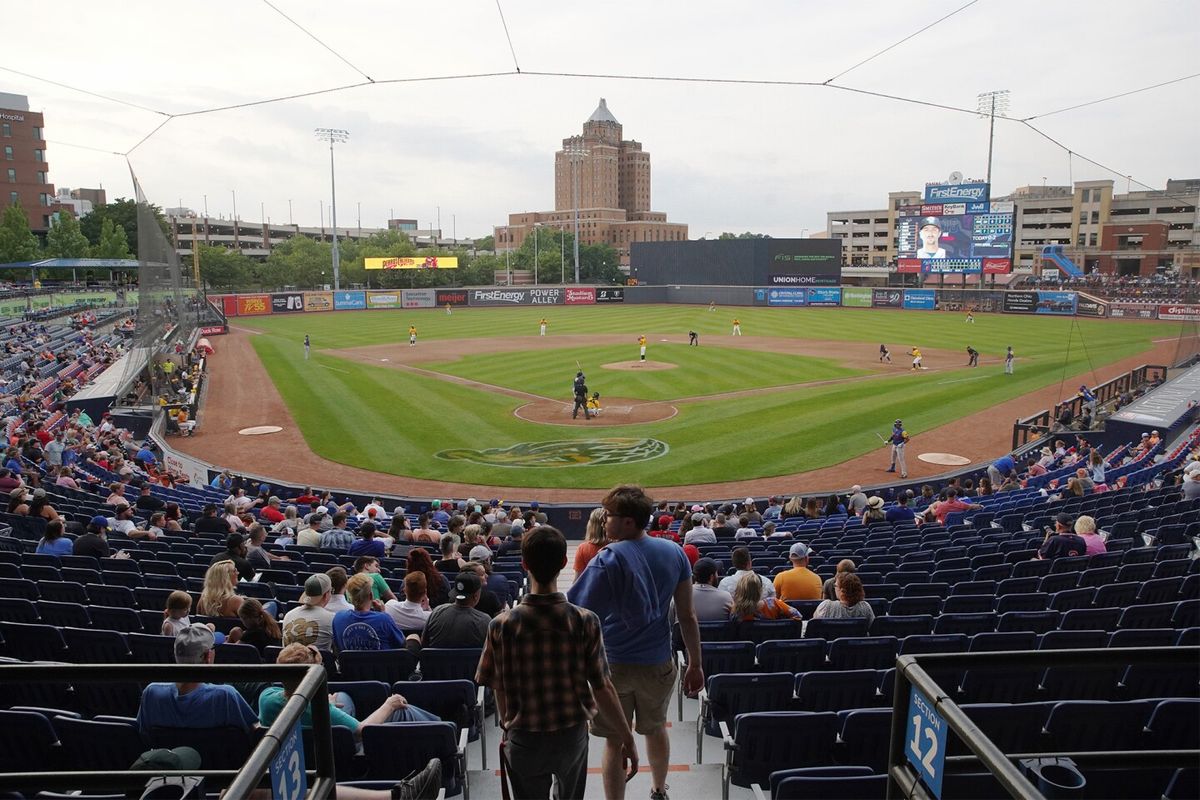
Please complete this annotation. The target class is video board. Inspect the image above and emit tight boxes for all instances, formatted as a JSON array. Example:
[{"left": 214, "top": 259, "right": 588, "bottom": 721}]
[{"left": 896, "top": 182, "right": 1014, "bottom": 274}]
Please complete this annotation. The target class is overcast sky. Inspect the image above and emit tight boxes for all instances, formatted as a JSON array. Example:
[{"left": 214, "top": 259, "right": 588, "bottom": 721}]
[{"left": 4, "top": 0, "right": 1197, "bottom": 238}]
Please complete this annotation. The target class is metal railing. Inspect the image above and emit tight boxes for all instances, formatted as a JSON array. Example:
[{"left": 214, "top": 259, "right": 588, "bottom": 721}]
[
  {"left": 0, "top": 663, "right": 336, "bottom": 798},
  {"left": 887, "top": 647, "right": 1200, "bottom": 800}
]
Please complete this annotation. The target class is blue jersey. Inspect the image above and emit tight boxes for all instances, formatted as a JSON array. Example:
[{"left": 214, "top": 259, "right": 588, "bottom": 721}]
[{"left": 890, "top": 427, "right": 908, "bottom": 445}]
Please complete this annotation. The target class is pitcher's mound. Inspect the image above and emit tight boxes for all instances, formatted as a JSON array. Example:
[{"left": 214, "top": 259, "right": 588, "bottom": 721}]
[
  {"left": 515, "top": 397, "right": 678, "bottom": 426},
  {"left": 918, "top": 452, "right": 972, "bottom": 466},
  {"left": 603, "top": 360, "right": 677, "bottom": 371}
]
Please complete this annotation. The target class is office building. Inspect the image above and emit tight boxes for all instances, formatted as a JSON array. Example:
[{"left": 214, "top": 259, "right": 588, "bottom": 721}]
[{"left": 0, "top": 92, "right": 64, "bottom": 233}]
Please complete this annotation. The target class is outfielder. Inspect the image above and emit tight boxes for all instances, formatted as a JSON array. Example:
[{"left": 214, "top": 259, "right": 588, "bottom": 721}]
[
  {"left": 408, "top": 325, "right": 417, "bottom": 347},
  {"left": 732, "top": 318, "right": 742, "bottom": 336},
  {"left": 1005, "top": 346, "right": 1014, "bottom": 374},
  {"left": 539, "top": 318, "right": 548, "bottom": 336},
  {"left": 638, "top": 334, "right": 647, "bottom": 362},
  {"left": 965, "top": 308, "right": 975, "bottom": 324},
  {"left": 909, "top": 347, "right": 923, "bottom": 370},
  {"left": 886, "top": 419, "right": 910, "bottom": 478},
  {"left": 304, "top": 334, "right": 310, "bottom": 360}
]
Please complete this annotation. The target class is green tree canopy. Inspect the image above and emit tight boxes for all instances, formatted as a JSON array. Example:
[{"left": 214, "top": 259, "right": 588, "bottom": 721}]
[
  {"left": 44, "top": 212, "right": 90, "bottom": 258},
  {"left": 197, "top": 243, "right": 254, "bottom": 290},
  {"left": 79, "top": 198, "right": 170, "bottom": 258},
  {"left": 91, "top": 217, "right": 132, "bottom": 259},
  {"left": 718, "top": 231, "right": 771, "bottom": 239},
  {"left": 472, "top": 234, "right": 494, "bottom": 252},
  {"left": 0, "top": 203, "right": 41, "bottom": 263}
]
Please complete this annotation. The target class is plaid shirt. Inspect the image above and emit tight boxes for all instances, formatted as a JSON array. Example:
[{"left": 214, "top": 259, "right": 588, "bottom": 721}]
[
  {"left": 476, "top": 592, "right": 608, "bottom": 732},
  {"left": 320, "top": 528, "right": 354, "bottom": 550}
]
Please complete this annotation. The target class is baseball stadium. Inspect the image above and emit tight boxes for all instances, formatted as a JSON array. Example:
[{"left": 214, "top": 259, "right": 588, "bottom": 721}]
[{"left": 1, "top": 4, "right": 1199, "bottom": 799}]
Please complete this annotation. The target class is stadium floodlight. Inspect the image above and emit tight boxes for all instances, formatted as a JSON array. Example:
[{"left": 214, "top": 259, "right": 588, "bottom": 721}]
[
  {"left": 977, "top": 90, "right": 1010, "bottom": 187},
  {"left": 315, "top": 128, "right": 350, "bottom": 290},
  {"left": 564, "top": 139, "right": 589, "bottom": 283}
]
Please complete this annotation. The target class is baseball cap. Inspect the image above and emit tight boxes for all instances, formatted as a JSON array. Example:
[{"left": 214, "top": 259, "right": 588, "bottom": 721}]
[
  {"left": 131, "top": 746, "right": 202, "bottom": 771},
  {"left": 920, "top": 216, "right": 940, "bottom": 229},
  {"left": 89, "top": 515, "right": 110, "bottom": 529},
  {"left": 453, "top": 571, "right": 482, "bottom": 601},
  {"left": 302, "top": 573, "right": 332, "bottom": 604},
  {"left": 1055, "top": 512, "right": 1074, "bottom": 527},
  {"left": 789, "top": 542, "right": 812, "bottom": 559},
  {"left": 691, "top": 512, "right": 706, "bottom": 523},
  {"left": 529, "top": 501, "right": 539, "bottom": 509},
  {"left": 690, "top": 504, "right": 703, "bottom": 513},
  {"left": 657, "top": 514, "right": 674, "bottom": 531},
  {"left": 692, "top": 557, "right": 720, "bottom": 583},
  {"left": 744, "top": 497, "right": 755, "bottom": 505},
  {"left": 468, "top": 545, "right": 493, "bottom": 562},
  {"left": 173, "top": 624, "right": 215, "bottom": 663},
  {"left": 225, "top": 532, "right": 247, "bottom": 549},
  {"left": 431, "top": 499, "right": 441, "bottom": 509}
]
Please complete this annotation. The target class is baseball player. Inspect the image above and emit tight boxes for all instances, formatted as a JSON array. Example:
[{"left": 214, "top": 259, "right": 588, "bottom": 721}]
[
  {"left": 408, "top": 325, "right": 417, "bottom": 347},
  {"left": 571, "top": 372, "right": 591, "bottom": 420},
  {"left": 708, "top": 300, "right": 716, "bottom": 312},
  {"left": 966, "top": 345, "right": 979, "bottom": 367},
  {"left": 1005, "top": 346, "right": 1014, "bottom": 374},
  {"left": 586, "top": 392, "right": 602, "bottom": 416},
  {"left": 445, "top": 303, "right": 453, "bottom": 316},
  {"left": 886, "top": 419, "right": 910, "bottom": 478},
  {"left": 539, "top": 318, "right": 548, "bottom": 336},
  {"left": 909, "top": 347, "right": 923, "bottom": 370},
  {"left": 638, "top": 335, "right": 647, "bottom": 362},
  {"left": 303, "top": 334, "right": 310, "bottom": 360},
  {"left": 965, "top": 307, "right": 975, "bottom": 324},
  {"left": 879, "top": 344, "right": 891, "bottom": 363},
  {"left": 732, "top": 318, "right": 742, "bottom": 336},
  {"left": 688, "top": 330, "right": 699, "bottom": 346}
]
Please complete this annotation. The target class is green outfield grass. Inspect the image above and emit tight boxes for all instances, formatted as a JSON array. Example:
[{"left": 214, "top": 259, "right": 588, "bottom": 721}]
[{"left": 241, "top": 305, "right": 1179, "bottom": 489}]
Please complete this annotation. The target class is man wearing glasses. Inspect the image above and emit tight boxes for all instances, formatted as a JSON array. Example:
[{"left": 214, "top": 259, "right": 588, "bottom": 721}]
[{"left": 569, "top": 485, "right": 704, "bottom": 800}]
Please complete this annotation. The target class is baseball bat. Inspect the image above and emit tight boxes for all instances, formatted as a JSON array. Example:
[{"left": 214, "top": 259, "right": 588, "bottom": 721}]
[
  {"left": 874, "top": 432, "right": 888, "bottom": 444},
  {"left": 576, "top": 359, "right": 582, "bottom": 371}
]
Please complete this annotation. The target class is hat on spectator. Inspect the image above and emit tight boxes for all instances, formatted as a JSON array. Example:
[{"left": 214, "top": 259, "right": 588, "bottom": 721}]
[
  {"left": 657, "top": 514, "right": 674, "bottom": 531},
  {"left": 468, "top": 545, "right": 493, "bottom": 562},
  {"left": 867, "top": 496, "right": 885, "bottom": 510},
  {"left": 692, "top": 558, "right": 720, "bottom": 583},
  {"left": 510, "top": 519, "right": 526, "bottom": 532},
  {"left": 1141, "top": 433, "right": 1149, "bottom": 438},
  {"left": 302, "top": 573, "right": 332, "bottom": 604},
  {"left": 789, "top": 542, "right": 813, "bottom": 560},
  {"left": 89, "top": 515, "right": 110, "bottom": 529},
  {"left": 132, "top": 746, "right": 202, "bottom": 771},
  {"left": 744, "top": 497, "right": 755, "bottom": 506},
  {"left": 431, "top": 500, "right": 441, "bottom": 509},
  {"left": 691, "top": 504, "right": 703, "bottom": 512},
  {"left": 453, "top": 571, "right": 481, "bottom": 601},
  {"left": 691, "top": 512, "right": 706, "bottom": 523},
  {"left": 173, "top": 624, "right": 215, "bottom": 663}
]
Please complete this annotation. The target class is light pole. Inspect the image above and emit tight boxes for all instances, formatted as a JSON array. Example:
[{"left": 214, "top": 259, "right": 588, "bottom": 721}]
[
  {"left": 533, "top": 223, "right": 541, "bottom": 285},
  {"left": 315, "top": 128, "right": 349, "bottom": 290},
  {"left": 560, "top": 227, "right": 565, "bottom": 283},
  {"left": 565, "top": 140, "right": 589, "bottom": 283},
  {"left": 977, "top": 90, "right": 1010, "bottom": 187}
]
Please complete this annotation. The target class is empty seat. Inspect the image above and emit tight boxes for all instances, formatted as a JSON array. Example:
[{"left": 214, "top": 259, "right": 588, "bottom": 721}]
[
  {"left": 995, "top": 593, "right": 1049, "bottom": 614},
  {"left": 1118, "top": 603, "right": 1177, "bottom": 630},
  {"left": 1060, "top": 607, "right": 1120, "bottom": 632},
  {"left": 755, "top": 639, "right": 825, "bottom": 674},
  {"left": 870, "top": 615, "right": 932, "bottom": 638},
  {"left": 827, "top": 637, "right": 897, "bottom": 671},
  {"left": 932, "top": 613, "right": 996, "bottom": 637},
  {"left": 1038, "top": 630, "right": 1107, "bottom": 650},
  {"left": 996, "top": 610, "right": 1060, "bottom": 635},
  {"left": 722, "top": 712, "right": 838, "bottom": 794},
  {"left": 836, "top": 709, "right": 891, "bottom": 772},
  {"left": 698, "top": 672, "right": 795, "bottom": 762},
  {"left": 1043, "top": 701, "right": 1153, "bottom": 751},
  {"left": 794, "top": 669, "right": 878, "bottom": 712},
  {"left": 804, "top": 618, "right": 869, "bottom": 641}
]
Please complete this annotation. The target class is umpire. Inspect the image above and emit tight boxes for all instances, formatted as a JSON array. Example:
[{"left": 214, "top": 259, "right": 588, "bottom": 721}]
[{"left": 572, "top": 371, "right": 591, "bottom": 420}]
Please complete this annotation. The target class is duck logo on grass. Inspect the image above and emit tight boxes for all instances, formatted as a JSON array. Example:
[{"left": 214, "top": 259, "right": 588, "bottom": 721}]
[{"left": 436, "top": 438, "right": 669, "bottom": 467}]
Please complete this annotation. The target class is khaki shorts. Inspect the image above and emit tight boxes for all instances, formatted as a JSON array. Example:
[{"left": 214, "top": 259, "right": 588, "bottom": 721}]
[{"left": 591, "top": 659, "right": 677, "bottom": 737}]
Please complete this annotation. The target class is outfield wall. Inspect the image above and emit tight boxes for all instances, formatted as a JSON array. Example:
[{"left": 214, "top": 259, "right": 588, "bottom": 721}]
[{"left": 205, "top": 287, "right": 1195, "bottom": 321}]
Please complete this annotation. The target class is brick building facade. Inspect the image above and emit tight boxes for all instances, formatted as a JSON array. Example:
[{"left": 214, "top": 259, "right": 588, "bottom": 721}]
[{"left": 0, "top": 92, "right": 64, "bottom": 234}]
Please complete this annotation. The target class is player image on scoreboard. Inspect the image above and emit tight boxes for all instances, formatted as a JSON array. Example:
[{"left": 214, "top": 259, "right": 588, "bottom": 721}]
[{"left": 896, "top": 203, "right": 1014, "bottom": 274}]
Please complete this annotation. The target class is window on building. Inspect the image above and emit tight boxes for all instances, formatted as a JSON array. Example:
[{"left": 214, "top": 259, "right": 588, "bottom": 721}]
[
  {"left": 1090, "top": 211, "right": 1099, "bottom": 224},
  {"left": 33, "top": 149, "right": 43, "bottom": 162},
  {"left": 1076, "top": 235, "right": 1085, "bottom": 246},
  {"left": 0, "top": 123, "right": 9, "bottom": 137},
  {"left": 1088, "top": 233, "right": 1097, "bottom": 247},
  {"left": 1078, "top": 212, "right": 1087, "bottom": 225},
  {"left": 39, "top": 193, "right": 49, "bottom": 207},
  {"left": 5, "top": 169, "right": 13, "bottom": 183},
  {"left": 8, "top": 191, "right": 17, "bottom": 206},
  {"left": 32, "top": 127, "right": 41, "bottom": 141},
  {"left": 42, "top": 215, "right": 50, "bottom": 228},
  {"left": 1081, "top": 188, "right": 1091, "bottom": 202},
  {"left": 36, "top": 171, "right": 45, "bottom": 184},
  {"left": 3, "top": 146, "right": 11, "bottom": 161}
]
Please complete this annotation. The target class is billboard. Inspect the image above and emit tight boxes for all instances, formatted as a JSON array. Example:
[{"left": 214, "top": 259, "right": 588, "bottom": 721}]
[
  {"left": 219, "top": 295, "right": 238, "bottom": 317},
  {"left": 365, "top": 291, "right": 403, "bottom": 309},
  {"left": 1109, "top": 303, "right": 1156, "bottom": 319},
  {"left": 766, "top": 288, "right": 807, "bottom": 306},
  {"left": 333, "top": 291, "right": 366, "bottom": 310},
  {"left": 896, "top": 189, "right": 1013, "bottom": 274},
  {"left": 1004, "top": 290, "right": 1076, "bottom": 315},
  {"left": 469, "top": 287, "right": 564, "bottom": 306},
  {"left": 236, "top": 294, "right": 271, "bottom": 316},
  {"left": 903, "top": 289, "right": 936, "bottom": 310},
  {"left": 271, "top": 293, "right": 305, "bottom": 314},
  {"left": 1074, "top": 296, "right": 1107, "bottom": 318},
  {"left": 841, "top": 287, "right": 872, "bottom": 308},
  {"left": 303, "top": 292, "right": 334, "bottom": 312},
  {"left": 564, "top": 287, "right": 596, "bottom": 305},
  {"left": 364, "top": 256, "right": 458, "bottom": 270},
  {"left": 436, "top": 289, "right": 469, "bottom": 307},
  {"left": 872, "top": 288, "right": 904, "bottom": 308},
  {"left": 595, "top": 287, "right": 625, "bottom": 303},
  {"left": 1159, "top": 304, "right": 1200, "bottom": 321},
  {"left": 401, "top": 289, "right": 436, "bottom": 308},
  {"left": 807, "top": 287, "right": 842, "bottom": 306},
  {"left": 767, "top": 239, "right": 841, "bottom": 286}
]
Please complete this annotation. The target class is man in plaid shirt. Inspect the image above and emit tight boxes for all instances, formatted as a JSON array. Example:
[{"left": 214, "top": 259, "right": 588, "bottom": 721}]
[{"left": 477, "top": 525, "right": 636, "bottom": 800}]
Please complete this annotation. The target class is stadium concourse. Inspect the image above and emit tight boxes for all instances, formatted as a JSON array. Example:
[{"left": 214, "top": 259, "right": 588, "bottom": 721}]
[{"left": 0, "top": 305, "right": 1197, "bottom": 796}]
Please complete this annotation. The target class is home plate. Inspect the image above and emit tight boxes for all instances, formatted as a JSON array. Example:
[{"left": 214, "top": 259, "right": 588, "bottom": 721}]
[
  {"left": 238, "top": 426, "right": 283, "bottom": 436},
  {"left": 919, "top": 452, "right": 972, "bottom": 466}
]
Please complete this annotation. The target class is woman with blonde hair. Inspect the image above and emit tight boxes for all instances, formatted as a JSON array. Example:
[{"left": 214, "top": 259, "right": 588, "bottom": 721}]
[
  {"left": 574, "top": 507, "right": 608, "bottom": 577},
  {"left": 197, "top": 559, "right": 244, "bottom": 617},
  {"left": 730, "top": 571, "right": 801, "bottom": 621},
  {"left": 781, "top": 496, "right": 804, "bottom": 520}
]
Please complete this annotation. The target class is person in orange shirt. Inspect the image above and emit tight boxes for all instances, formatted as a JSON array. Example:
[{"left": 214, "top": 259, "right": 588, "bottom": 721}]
[
  {"left": 773, "top": 542, "right": 822, "bottom": 601},
  {"left": 730, "top": 572, "right": 800, "bottom": 622},
  {"left": 573, "top": 508, "right": 607, "bottom": 577}
]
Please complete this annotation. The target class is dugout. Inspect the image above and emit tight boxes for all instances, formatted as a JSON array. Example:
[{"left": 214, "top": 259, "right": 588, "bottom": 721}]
[{"left": 630, "top": 238, "right": 841, "bottom": 287}]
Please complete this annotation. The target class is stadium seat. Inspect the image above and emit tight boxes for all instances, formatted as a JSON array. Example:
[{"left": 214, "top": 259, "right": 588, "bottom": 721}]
[
  {"left": 0, "top": 621, "right": 67, "bottom": 661},
  {"left": 38, "top": 581, "right": 88, "bottom": 604},
  {"left": 755, "top": 639, "right": 826, "bottom": 674},
  {"left": 1145, "top": 699, "right": 1200, "bottom": 750},
  {"left": 361, "top": 721, "right": 466, "bottom": 797},
  {"left": 836, "top": 709, "right": 891, "bottom": 771},
  {"left": 1096, "top": 582, "right": 1142, "bottom": 609},
  {"left": 932, "top": 613, "right": 996, "bottom": 636},
  {"left": 773, "top": 769, "right": 886, "bottom": 800},
  {"left": 794, "top": 669, "right": 878, "bottom": 713},
  {"left": 36, "top": 600, "right": 90, "bottom": 628},
  {"left": 995, "top": 592, "right": 1049, "bottom": 614},
  {"left": 1043, "top": 700, "right": 1154, "bottom": 751},
  {"left": 1137, "top": 577, "right": 1184, "bottom": 605},
  {"left": 955, "top": 702, "right": 1050, "bottom": 754},
  {"left": 804, "top": 618, "right": 869, "bottom": 640},
  {"left": 0, "top": 709, "right": 59, "bottom": 775},
  {"left": 721, "top": 712, "right": 837, "bottom": 798},
  {"left": 699, "top": 641, "right": 759, "bottom": 677},
  {"left": 417, "top": 648, "right": 482, "bottom": 683},
  {"left": 996, "top": 610, "right": 1061, "bottom": 635},
  {"left": 941, "top": 595, "right": 994, "bottom": 614},
  {"left": 88, "top": 605, "right": 142, "bottom": 633},
  {"left": 1060, "top": 607, "right": 1120, "bottom": 631},
  {"left": 698, "top": 672, "right": 795, "bottom": 762},
  {"left": 1118, "top": 603, "right": 1177, "bottom": 629},
  {"left": 148, "top": 725, "right": 257, "bottom": 770},
  {"left": 1121, "top": 663, "right": 1200, "bottom": 700},
  {"left": 899, "top": 634, "right": 968, "bottom": 656},
  {"left": 54, "top": 716, "right": 147, "bottom": 772},
  {"left": 827, "top": 637, "right": 897, "bottom": 671},
  {"left": 1038, "top": 629, "right": 1107, "bottom": 650},
  {"left": 126, "top": 632, "right": 176, "bottom": 663},
  {"left": 302, "top": 724, "right": 361, "bottom": 782},
  {"left": 339, "top": 649, "right": 419, "bottom": 685}
]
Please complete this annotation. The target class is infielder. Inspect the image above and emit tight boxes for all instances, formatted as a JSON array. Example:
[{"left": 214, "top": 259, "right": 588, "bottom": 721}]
[
  {"left": 304, "top": 334, "right": 310, "bottom": 360},
  {"left": 909, "top": 347, "right": 923, "bottom": 370},
  {"left": 879, "top": 344, "right": 891, "bottom": 362},
  {"left": 638, "top": 334, "right": 647, "bottom": 362},
  {"left": 732, "top": 318, "right": 742, "bottom": 336},
  {"left": 966, "top": 346, "right": 979, "bottom": 367},
  {"left": 886, "top": 418, "right": 910, "bottom": 478},
  {"left": 1005, "top": 346, "right": 1014, "bottom": 374},
  {"left": 408, "top": 325, "right": 417, "bottom": 347},
  {"left": 539, "top": 318, "right": 548, "bottom": 336},
  {"left": 688, "top": 330, "right": 699, "bottom": 346}
]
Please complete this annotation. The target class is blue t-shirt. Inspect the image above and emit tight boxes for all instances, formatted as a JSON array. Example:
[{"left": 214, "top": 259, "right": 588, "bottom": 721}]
[
  {"left": 136, "top": 448, "right": 157, "bottom": 465},
  {"left": 567, "top": 534, "right": 691, "bottom": 666},
  {"left": 36, "top": 537, "right": 73, "bottom": 557},
  {"left": 136, "top": 682, "right": 258, "bottom": 737},
  {"left": 333, "top": 609, "right": 407, "bottom": 651},
  {"left": 993, "top": 455, "right": 1015, "bottom": 475},
  {"left": 258, "top": 685, "right": 358, "bottom": 732},
  {"left": 347, "top": 538, "right": 386, "bottom": 559},
  {"left": 885, "top": 506, "right": 916, "bottom": 523}
]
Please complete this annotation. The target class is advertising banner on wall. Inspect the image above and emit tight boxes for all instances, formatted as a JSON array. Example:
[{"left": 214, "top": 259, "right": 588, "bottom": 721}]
[
  {"left": 903, "top": 289, "right": 936, "bottom": 310},
  {"left": 236, "top": 294, "right": 271, "bottom": 316},
  {"left": 595, "top": 287, "right": 625, "bottom": 303},
  {"left": 365, "top": 291, "right": 403, "bottom": 309},
  {"left": 401, "top": 289, "right": 436, "bottom": 308},
  {"left": 841, "top": 287, "right": 872, "bottom": 308},
  {"left": 1074, "top": 296, "right": 1107, "bottom": 318},
  {"left": 1109, "top": 303, "right": 1157, "bottom": 319},
  {"left": 1004, "top": 290, "right": 1076, "bottom": 315},
  {"left": 766, "top": 240, "right": 842, "bottom": 286},
  {"left": 333, "top": 291, "right": 366, "bottom": 310},
  {"left": 1158, "top": 304, "right": 1200, "bottom": 321},
  {"left": 807, "top": 287, "right": 842, "bottom": 306},
  {"left": 766, "top": 288, "right": 807, "bottom": 306},
  {"left": 364, "top": 256, "right": 459, "bottom": 270},
  {"left": 469, "top": 287, "right": 564, "bottom": 306},
  {"left": 271, "top": 293, "right": 304, "bottom": 313},
  {"left": 924, "top": 181, "right": 990, "bottom": 204},
  {"left": 435, "top": 289, "right": 469, "bottom": 307},
  {"left": 753, "top": 288, "right": 769, "bottom": 306},
  {"left": 303, "top": 292, "right": 334, "bottom": 312},
  {"left": 872, "top": 288, "right": 904, "bottom": 308},
  {"left": 220, "top": 295, "right": 239, "bottom": 317},
  {"left": 564, "top": 287, "right": 596, "bottom": 305}
]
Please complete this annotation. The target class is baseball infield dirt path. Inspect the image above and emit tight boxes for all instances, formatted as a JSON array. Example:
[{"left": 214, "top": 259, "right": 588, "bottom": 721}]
[{"left": 172, "top": 327, "right": 1182, "bottom": 502}]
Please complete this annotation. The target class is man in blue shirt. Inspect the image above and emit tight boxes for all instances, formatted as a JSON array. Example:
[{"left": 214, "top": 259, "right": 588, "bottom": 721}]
[
  {"left": 884, "top": 494, "right": 917, "bottom": 524},
  {"left": 569, "top": 484, "right": 703, "bottom": 800},
  {"left": 333, "top": 573, "right": 408, "bottom": 651}
]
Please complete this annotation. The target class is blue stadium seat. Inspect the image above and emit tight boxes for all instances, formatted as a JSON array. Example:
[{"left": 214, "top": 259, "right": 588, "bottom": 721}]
[
  {"left": 148, "top": 725, "right": 257, "bottom": 770},
  {"left": 88, "top": 605, "right": 142, "bottom": 633},
  {"left": 1043, "top": 700, "right": 1154, "bottom": 751},
  {"left": 1109, "top": 628, "right": 1178, "bottom": 648},
  {"left": 1060, "top": 607, "right": 1120, "bottom": 631},
  {"left": 721, "top": 712, "right": 837, "bottom": 796},
  {"left": 836, "top": 709, "right": 890, "bottom": 771},
  {"left": 941, "top": 595, "right": 994, "bottom": 614},
  {"left": 54, "top": 716, "right": 147, "bottom": 771},
  {"left": 995, "top": 592, "right": 1049, "bottom": 614},
  {"left": 1164, "top": 768, "right": 1200, "bottom": 800},
  {"left": 0, "top": 578, "right": 39, "bottom": 601},
  {"left": 899, "top": 634, "right": 969, "bottom": 655},
  {"left": 1118, "top": 603, "right": 1177, "bottom": 629},
  {"left": 956, "top": 702, "right": 1051, "bottom": 754},
  {"left": 0, "top": 621, "right": 67, "bottom": 661},
  {"left": 1121, "top": 663, "right": 1200, "bottom": 700},
  {"left": 0, "top": 709, "right": 59, "bottom": 775},
  {"left": 794, "top": 669, "right": 878, "bottom": 713},
  {"left": 361, "top": 721, "right": 466, "bottom": 797},
  {"left": 887, "top": 597, "right": 941, "bottom": 616},
  {"left": 36, "top": 600, "right": 90, "bottom": 628},
  {"left": 340, "top": 649, "right": 419, "bottom": 684},
  {"left": 1095, "top": 582, "right": 1142, "bottom": 608},
  {"left": 827, "top": 637, "right": 897, "bottom": 671},
  {"left": 773, "top": 768, "right": 886, "bottom": 800},
  {"left": 755, "top": 639, "right": 826, "bottom": 674},
  {"left": 804, "top": 618, "right": 869, "bottom": 640},
  {"left": 1145, "top": 699, "right": 1200, "bottom": 750},
  {"left": 996, "top": 610, "right": 1061, "bottom": 635},
  {"left": 932, "top": 613, "right": 996, "bottom": 637},
  {"left": 1137, "top": 577, "right": 1184, "bottom": 605},
  {"left": 699, "top": 641, "right": 759, "bottom": 677},
  {"left": 38, "top": 581, "right": 88, "bottom": 604},
  {"left": 126, "top": 632, "right": 176, "bottom": 664},
  {"left": 699, "top": 672, "right": 796, "bottom": 762},
  {"left": 870, "top": 614, "right": 932, "bottom": 638},
  {"left": 1038, "top": 630, "right": 1107, "bottom": 650}
]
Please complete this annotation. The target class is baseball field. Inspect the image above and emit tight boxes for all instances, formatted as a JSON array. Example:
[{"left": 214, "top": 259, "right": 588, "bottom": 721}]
[{"left": 220, "top": 304, "right": 1182, "bottom": 491}]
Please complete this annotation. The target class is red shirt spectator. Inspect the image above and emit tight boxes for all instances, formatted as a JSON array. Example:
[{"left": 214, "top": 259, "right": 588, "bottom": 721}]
[{"left": 934, "top": 489, "right": 982, "bottom": 524}]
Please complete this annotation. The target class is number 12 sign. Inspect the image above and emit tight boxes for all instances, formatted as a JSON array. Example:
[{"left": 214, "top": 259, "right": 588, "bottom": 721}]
[{"left": 906, "top": 685, "right": 948, "bottom": 797}]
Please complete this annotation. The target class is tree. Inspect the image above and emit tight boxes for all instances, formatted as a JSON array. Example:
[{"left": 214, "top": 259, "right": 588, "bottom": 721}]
[
  {"left": 0, "top": 203, "right": 40, "bottom": 263},
  {"left": 197, "top": 244, "right": 253, "bottom": 290},
  {"left": 44, "top": 212, "right": 90, "bottom": 258},
  {"left": 260, "top": 236, "right": 330, "bottom": 290},
  {"left": 472, "top": 234, "right": 494, "bottom": 252},
  {"left": 717, "top": 231, "right": 771, "bottom": 239},
  {"left": 79, "top": 198, "right": 170, "bottom": 258},
  {"left": 579, "top": 243, "right": 623, "bottom": 284},
  {"left": 91, "top": 217, "right": 131, "bottom": 259}
]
